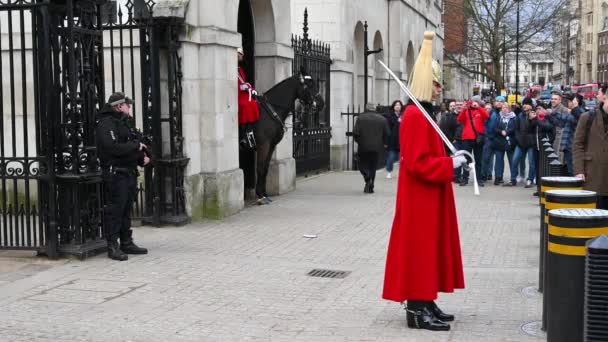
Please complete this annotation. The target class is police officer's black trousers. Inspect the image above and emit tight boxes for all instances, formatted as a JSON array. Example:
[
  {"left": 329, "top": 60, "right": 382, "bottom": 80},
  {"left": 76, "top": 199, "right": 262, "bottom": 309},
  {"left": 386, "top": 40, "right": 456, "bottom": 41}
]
[{"left": 103, "top": 172, "right": 137, "bottom": 242}]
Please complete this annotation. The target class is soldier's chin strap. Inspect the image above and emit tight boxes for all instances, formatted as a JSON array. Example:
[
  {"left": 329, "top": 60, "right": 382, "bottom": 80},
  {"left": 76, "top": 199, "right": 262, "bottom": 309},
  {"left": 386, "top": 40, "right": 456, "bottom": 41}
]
[{"left": 377, "top": 60, "right": 480, "bottom": 196}]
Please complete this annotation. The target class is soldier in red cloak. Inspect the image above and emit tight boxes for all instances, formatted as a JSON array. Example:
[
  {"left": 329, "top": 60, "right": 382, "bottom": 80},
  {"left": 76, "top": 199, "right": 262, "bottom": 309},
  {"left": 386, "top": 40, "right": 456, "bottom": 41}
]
[
  {"left": 237, "top": 47, "right": 260, "bottom": 149},
  {"left": 382, "top": 32, "right": 467, "bottom": 331}
]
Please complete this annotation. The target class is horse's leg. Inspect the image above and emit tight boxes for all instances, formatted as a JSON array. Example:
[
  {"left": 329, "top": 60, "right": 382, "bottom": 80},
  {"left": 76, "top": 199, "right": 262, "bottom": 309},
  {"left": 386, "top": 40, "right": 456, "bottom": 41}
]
[
  {"left": 255, "top": 141, "right": 270, "bottom": 203},
  {"left": 261, "top": 143, "right": 278, "bottom": 202}
]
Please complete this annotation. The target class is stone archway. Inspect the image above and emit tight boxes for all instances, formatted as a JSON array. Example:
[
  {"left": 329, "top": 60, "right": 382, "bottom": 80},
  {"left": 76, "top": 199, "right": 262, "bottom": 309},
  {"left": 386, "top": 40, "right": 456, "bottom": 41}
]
[
  {"left": 238, "top": 0, "right": 256, "bottom": 86},
  {"left": 373, "top": 30, "right": 386, "bottom": 105},
  {"left": 353, "top": 21, "right": 365, "bottom": 108}
]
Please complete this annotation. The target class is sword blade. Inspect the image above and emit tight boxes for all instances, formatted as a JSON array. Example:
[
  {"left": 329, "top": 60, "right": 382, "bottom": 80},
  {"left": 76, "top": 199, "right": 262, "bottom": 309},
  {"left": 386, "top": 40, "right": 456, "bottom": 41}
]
[{"left": 377, "top": 60, "right": 480, "bottom": 195}]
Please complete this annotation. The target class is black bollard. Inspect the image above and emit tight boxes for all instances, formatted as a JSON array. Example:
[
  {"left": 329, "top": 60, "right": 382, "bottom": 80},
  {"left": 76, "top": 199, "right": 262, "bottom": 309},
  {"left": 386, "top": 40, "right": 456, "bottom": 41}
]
[
  {"left": 546, "top": 208, "right": 608, "bottom": 342},
  {"left": 539, "top": 177, "right": 585, "bottom": 293},
  {"left": 541, "top": 190, "right": 597, "bottom": 331},
  {"left": 538, "top": 140, "right": 552, "bottom": 195},
  {"left": 584, "top": 235, "right": 608, "bottom": 341},
  {"left": 549, "top": 159, "right": 564, "bottom": 177}
]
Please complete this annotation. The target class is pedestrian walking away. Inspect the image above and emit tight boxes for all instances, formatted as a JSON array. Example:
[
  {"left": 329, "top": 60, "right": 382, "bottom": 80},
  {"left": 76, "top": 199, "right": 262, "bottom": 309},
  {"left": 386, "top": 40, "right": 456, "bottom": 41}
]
[
  {"left": 383, "top": 31, "right": 465, "bottom": 332},
  {"left": 353, "top": 103, "right": 390, "bottom": 194},
  {"left": 96, "top": 92, "right": 151, "bottom": 261}
]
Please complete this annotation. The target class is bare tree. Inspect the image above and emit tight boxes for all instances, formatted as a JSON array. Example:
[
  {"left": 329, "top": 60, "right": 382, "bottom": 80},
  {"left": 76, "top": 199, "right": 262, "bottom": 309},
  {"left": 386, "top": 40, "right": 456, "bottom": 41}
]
[{"left": 444, "top": 0, "right": 566, "bottom": 91}]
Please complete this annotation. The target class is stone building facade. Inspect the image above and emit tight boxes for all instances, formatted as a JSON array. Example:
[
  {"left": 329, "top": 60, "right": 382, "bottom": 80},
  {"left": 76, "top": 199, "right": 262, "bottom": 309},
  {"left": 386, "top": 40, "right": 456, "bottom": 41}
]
[{"left": 290, "top": 0, "right": 445, "bottom": 170}]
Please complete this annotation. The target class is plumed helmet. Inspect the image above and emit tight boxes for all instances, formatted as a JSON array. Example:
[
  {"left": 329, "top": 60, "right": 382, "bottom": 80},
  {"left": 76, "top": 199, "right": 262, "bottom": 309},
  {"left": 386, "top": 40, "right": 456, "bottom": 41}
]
[
  {"left": 432, "top": 59, "right": 442, "bottom": 85},
  {"left": 408, "top": 31, "right": 436, "bottom": 102}
]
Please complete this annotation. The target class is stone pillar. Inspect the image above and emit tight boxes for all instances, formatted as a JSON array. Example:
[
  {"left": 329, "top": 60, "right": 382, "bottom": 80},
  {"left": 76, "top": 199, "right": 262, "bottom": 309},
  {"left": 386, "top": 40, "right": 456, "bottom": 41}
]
[
  {"left": 252, "top": 0, "right": 296, "bottom": 196},
  {"left": 180, "top": 0, "right": 244, "bottom": 220},
  {"left": 329, "top": 61, "right": 354, "bottom": 171},
  {"left": 255, "top": 42, "right": 296, "bottom": 196}
]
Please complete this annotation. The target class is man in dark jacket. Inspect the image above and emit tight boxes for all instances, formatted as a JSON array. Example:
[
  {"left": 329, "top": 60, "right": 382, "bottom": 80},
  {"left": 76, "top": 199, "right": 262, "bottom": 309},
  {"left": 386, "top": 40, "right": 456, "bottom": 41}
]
[
  {"left": 96, "top": 92, "right": 150, "bottom": 261},
  {"left": 354, "top": 103, "right": 390, "bottom": 193},
  {"left": 481, "top": 96, "right": 504, "bottom": 181},
  {"left": 573, "top": 83, "right": 608, "bottom": 209},
  {"left": 439, "top": 102, "right": 463, "bottom": 183}
]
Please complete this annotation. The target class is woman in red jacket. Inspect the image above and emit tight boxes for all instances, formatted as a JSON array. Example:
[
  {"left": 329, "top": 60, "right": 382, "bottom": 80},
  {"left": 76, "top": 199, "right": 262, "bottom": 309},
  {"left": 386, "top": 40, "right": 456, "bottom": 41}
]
[
  {"left": 457, "top": 97, "right": 489, "bottom": 186},
  {"left": 383, "top": 31, "right": 467, "bottom": 332}
]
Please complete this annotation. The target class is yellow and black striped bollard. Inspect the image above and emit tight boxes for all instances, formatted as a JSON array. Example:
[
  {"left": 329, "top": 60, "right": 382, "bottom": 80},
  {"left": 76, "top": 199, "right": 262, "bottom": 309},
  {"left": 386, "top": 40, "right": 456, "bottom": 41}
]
[
  {"left": 546, "top": 208, "right": 608, "bottom": 342},
  {"left": 541, "top": 190, "right": 596, "bottom": 331}
]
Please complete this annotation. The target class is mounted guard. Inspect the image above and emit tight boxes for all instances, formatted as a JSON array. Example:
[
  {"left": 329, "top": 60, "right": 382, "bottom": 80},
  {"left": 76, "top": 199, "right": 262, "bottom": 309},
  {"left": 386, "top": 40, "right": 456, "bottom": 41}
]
[{"left": 237, "top": 47, "right": 260, "bottom": 150}]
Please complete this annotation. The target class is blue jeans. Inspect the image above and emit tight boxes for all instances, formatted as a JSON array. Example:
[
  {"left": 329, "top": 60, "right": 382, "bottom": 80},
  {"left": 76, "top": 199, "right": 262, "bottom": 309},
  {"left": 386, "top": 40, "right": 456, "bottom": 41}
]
[
  {"left": 494, "top": 149, "right": 514, "bottom": 179},
  {"left": 482, "top": 137, "right": 495, "bottom": 177},
  {"left": 563, "top": 149, "right": 573, "bottom": 176},
  {"left": 385, "top": 150, "right": 399, "bottom": 173},
  {"left": 510, "top": 146, "right": 536, "bottom": 183}
]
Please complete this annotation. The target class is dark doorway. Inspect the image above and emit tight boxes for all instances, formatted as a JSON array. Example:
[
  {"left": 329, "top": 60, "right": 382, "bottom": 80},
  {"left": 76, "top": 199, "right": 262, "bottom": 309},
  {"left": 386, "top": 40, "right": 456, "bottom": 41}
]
[
  {"left": 238, "top": 0, "right": 255, "bottom": 86},
  {"left": 237, "top": 0, "right": 257, "bottom": 194}
]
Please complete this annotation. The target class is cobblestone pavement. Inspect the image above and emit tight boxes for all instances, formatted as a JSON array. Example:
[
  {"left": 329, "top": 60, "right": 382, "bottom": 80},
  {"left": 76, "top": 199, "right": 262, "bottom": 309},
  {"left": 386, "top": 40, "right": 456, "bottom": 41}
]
[{"left": 0, "top": 168, "right": 545, "bottom": 341}]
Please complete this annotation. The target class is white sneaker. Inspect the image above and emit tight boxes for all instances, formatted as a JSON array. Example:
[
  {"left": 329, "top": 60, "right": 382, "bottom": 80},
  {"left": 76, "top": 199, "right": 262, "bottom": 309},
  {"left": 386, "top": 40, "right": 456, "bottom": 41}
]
[{"left": 386, "top": 172, "right": 392, "bottom": 179}]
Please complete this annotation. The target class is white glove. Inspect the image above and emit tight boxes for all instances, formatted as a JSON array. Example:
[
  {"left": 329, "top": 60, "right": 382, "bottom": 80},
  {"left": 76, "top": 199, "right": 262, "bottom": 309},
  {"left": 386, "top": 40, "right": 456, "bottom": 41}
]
[
  {"left": 239, "top": 84, "right": 249, "bottom": 91},
  {"left": 452, "top": 155, "right": 467, "bottom": 169},
  {"left": 453, "top": 150, "right": 467, "bottom": 157}
]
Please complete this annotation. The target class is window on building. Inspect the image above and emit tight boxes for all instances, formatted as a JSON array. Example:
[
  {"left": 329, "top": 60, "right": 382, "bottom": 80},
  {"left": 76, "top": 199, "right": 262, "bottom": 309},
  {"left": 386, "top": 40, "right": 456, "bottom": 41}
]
[
  {"left": 587, "top": 33, "right": 593, "bottom": 44},
  {"left": 587, "top": 14, "right": 593, "bottom": 26}
]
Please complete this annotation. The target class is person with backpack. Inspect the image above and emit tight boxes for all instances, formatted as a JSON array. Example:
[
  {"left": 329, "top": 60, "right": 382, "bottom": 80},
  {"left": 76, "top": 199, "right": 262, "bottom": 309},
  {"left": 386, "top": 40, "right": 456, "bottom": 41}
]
[{"left": 573, "top": 83, "right": 608, "bottom": 209}]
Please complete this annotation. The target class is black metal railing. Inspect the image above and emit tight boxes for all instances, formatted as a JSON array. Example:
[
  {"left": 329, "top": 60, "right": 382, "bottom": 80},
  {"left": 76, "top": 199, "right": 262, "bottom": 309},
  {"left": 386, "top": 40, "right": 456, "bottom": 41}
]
[{"left": 291, "top": 8, "right": 332, "bottom": 176}]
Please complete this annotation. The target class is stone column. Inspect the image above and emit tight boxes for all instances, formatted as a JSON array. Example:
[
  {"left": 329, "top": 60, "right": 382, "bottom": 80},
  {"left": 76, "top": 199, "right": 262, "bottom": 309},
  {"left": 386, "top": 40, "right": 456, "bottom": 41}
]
[
  {"left": 252, "top": 0, "right": 295, "bottom": 196},
  {"left": 328, "top": 61, "right": 354, "bottom": 171},
  {"left": 255, "top": 42, "right": 295, "bottom": 196},
  {"left": 180, "top": 0, "right": 244, "bottom": 219}
]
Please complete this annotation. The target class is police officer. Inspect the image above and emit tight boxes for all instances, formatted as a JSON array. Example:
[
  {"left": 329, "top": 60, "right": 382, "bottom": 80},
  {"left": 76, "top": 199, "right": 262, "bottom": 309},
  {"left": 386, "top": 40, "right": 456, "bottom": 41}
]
[{"left": 96, "top": 92, "right": 150, "bottom": 261}]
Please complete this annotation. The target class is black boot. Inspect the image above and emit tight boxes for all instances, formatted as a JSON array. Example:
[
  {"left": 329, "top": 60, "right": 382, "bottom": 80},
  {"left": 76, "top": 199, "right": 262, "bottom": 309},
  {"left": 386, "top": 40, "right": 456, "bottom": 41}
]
[
  {"left": 494, "top": 176, "right": 502, "bottom": 186},
  {"left": 107, "top": 240, "right": 128, "bottom": 261},
  {"left": 120, "top": 231, "right": 148, "bottom": 255},
  {"left": 406, "top": 307, "right": 450, "bottom": 331},
  {"left": 430, "top": 301, "right": 454, "bottom": 322}
]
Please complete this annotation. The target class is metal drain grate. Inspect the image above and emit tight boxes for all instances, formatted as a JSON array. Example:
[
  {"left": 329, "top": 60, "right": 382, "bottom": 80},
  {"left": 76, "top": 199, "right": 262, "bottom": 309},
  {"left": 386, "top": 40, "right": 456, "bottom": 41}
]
[{"left": 307, "top": 269, "right": 351, "bottom": 279}]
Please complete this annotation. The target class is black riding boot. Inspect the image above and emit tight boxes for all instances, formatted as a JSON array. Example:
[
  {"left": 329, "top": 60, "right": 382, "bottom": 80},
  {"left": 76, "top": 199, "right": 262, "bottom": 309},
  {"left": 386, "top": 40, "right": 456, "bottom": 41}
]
[
  {"left": 430, "top": 301, "right": 454, "bottom": 322},
  {"left": 107, "top": 239, "right": 128, "bottom": 261},
  {"left": 406, "top": 301, "right": 450, "bottom": 331},
  {"left": 120, "top": 230, "right": 148, "bottom": 255}
]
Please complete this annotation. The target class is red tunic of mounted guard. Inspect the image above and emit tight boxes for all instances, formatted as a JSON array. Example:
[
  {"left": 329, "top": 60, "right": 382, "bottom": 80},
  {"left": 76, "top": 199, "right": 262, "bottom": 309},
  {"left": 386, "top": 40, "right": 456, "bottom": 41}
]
[{"left": 238, "top": 67, "right": 260, "bottom": 125}]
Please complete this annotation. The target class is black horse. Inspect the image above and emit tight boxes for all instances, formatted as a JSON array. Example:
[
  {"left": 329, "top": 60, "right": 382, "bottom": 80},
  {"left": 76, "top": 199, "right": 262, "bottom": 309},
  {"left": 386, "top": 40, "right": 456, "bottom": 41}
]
[{"left": 241, "top": 68, "right": 324, "bottom": 204}]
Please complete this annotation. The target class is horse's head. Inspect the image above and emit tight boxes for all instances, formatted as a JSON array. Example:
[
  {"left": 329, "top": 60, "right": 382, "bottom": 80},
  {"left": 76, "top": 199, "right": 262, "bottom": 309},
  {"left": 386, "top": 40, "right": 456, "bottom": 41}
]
[{"left": 296, "top": 66, "right": 325, "bottom": 113}]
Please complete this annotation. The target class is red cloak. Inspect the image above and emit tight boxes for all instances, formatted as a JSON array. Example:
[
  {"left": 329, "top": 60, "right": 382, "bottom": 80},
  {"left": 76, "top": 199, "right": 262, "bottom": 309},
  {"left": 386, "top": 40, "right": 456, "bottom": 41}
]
[
  {"left": 238, "top": 67, "right": 260, "bottom": 125},
  {"left": 382, "top": 103, "right": 465, "bottom": 302}
]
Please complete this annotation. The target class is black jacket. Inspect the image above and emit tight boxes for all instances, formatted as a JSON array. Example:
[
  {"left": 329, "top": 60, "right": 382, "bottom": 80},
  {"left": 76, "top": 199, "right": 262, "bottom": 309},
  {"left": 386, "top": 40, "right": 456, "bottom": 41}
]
[
  {"left": 353, "top": 111, "right": 390, "bottom": 153},
  {"left": 439, "top": 110, "right": 461, "bottom": 142},
  {"left": 383, "top": 111, "right": 400, "bottom": 151},
  {"left": 95, "top": 104, "right": 145, "bottom": 170}
]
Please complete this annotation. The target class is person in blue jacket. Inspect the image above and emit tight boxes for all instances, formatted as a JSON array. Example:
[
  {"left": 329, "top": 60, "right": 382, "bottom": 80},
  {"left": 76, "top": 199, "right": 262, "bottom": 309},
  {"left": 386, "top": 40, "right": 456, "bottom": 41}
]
[{"left": 481, "top": 96, "right": 503, "bottom": 181}]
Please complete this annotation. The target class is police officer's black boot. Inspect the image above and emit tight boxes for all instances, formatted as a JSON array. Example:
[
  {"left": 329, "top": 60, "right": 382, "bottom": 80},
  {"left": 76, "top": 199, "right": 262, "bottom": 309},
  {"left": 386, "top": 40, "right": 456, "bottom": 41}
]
[
  {"left": 120, "top": 230, "right": 148, "bottom": 255},
  {"left": 405, "top": 301, "right": 450, "bottom": 331},
  {"left": 107, "top": 239, "right": 128, "bottom": 261}
]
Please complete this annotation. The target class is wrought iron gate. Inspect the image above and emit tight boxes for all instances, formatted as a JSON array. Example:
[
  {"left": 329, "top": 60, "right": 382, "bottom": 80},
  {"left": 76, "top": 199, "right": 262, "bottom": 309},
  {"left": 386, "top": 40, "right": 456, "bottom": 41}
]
[
  {"left": 292, "top": 9, "right": 332, "bottom": 176},
  {"left": 0, "top": 0, "right": 188, "bottom": 258}
]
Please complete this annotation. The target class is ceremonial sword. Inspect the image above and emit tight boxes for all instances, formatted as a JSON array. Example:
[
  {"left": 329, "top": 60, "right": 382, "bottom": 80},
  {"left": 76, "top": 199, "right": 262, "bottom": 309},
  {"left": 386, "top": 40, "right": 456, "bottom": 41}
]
[{"left": 377, "top": 60, "right": 480, "bottom": 196}]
